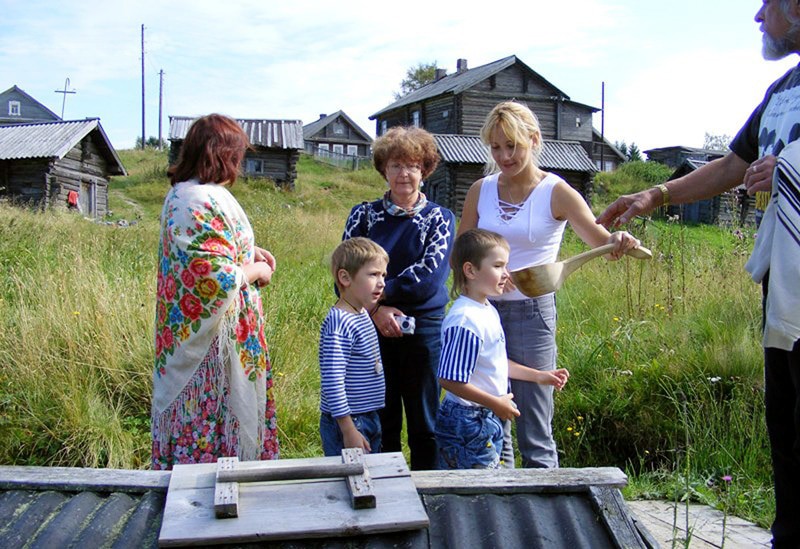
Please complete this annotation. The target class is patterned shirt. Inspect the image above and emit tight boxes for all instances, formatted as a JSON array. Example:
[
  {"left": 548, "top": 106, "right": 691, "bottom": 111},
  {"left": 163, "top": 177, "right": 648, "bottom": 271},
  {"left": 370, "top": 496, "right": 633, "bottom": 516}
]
[{"left": 319, "top": 306, "right": 385, "bottom": 418}]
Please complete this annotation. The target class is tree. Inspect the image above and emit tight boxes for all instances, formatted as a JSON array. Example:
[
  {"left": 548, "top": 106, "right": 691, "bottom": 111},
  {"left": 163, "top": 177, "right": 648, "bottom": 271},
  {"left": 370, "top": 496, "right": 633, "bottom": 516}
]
[
  {"left": 614, "top": 140, "right": 642, "bottom": 162},
  {"left": 136, "top": 136, "right": 167, "bottom": 149},
  {"left": 703, "top": 132, "right": 732, "bottom": 152},
  {"left": 394, "top": 62, "right": 438, "bottom": 100}
]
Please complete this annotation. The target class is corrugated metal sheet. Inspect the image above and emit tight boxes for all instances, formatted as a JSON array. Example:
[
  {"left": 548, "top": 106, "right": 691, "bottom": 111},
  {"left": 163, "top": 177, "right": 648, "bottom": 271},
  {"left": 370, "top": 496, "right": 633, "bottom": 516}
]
[
  {"left": 169, "top": 116, "right": 304, "bottom": 150},
  {"left": 0, "top": 119, "right": 126, "bottom": 175},
  {"left": 0, "top": 465, "right": 653, "bottom": 548},
  {"left": 433, "top": 134, "right": 597, "bottom": 173}
]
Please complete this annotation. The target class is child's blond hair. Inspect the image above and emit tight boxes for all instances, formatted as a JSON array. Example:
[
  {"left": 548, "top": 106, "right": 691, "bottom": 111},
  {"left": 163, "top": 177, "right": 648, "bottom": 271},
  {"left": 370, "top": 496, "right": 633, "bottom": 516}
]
[
  {"left": 331, "top": 237, "right": 389, "bottom": 289},
  {"left": 449, "top": 229, "right": 510, "bottom": 300}
]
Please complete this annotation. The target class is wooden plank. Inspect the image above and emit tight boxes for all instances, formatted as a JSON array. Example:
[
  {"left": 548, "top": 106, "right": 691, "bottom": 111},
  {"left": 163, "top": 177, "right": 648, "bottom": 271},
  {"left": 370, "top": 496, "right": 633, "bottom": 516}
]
[
  {"left": 341, "top": 448, "right": 375, "bottom": 510},
  {"left": 217, "top": 461, "right": 363, "bottom": 483},
  {"left": 214, "top": 457, "right": 239, "bottom": 519},
  {"left": 159, "top": 453, "right": 427, "bottom": 547},
  {"left": 588, "top": 486, "right": 649, "bottom": 548},
  {"left": 411, "top": 466, "right": 627, "bottom": 495},
  {"left": 0, "top": 465, "right": 171, "bottom": 493}
]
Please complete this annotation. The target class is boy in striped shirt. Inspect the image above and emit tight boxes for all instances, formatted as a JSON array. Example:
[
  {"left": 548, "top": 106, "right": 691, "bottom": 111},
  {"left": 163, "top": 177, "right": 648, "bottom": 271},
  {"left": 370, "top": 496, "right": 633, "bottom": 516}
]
[
  {"left": 319, "top": 237, "right": 389, "bottom": 456},
  {"left": 435, "top": 229, "right": 569, "bottom": 469}
]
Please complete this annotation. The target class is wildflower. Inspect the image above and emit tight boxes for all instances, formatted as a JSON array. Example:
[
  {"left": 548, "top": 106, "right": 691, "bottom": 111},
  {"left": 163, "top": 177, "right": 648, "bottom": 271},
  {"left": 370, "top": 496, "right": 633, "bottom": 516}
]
[
  {"left": 619, "top": 370, "right": 633, "bottom": 376},
  {"left": 574, "top": 432, "right": 580, "bottom": 436},
  {"left": 723, "top": 475, "right": 732, "bottom": 483},
  {"left": 567, "top": 426, "right": 573, "bottom": 432},
  {"left": 708, "top": 376, "right": 721, "bottom": 383},
  {"left": 73, "top": 311, "right": 80, "bottom": 316},
  {"left": 577, "top": 416, "right": 584, "bottom": 421},
  {"left": 613, "top": 316, "right": 620, "bottom": 322}
]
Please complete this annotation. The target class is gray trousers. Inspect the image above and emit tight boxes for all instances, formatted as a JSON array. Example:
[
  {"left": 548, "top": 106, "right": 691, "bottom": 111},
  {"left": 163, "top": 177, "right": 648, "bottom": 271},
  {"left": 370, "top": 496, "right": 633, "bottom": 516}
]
[{"left": 492, "top": 295, "right": 559, "bottom": 468}]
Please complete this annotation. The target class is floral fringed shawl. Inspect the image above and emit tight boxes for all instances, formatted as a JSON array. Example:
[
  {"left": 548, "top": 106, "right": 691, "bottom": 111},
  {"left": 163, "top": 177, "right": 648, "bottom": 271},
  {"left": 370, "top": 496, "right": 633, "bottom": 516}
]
[{"left": 151, "top": 179, "right": 278, "bottom": 467}]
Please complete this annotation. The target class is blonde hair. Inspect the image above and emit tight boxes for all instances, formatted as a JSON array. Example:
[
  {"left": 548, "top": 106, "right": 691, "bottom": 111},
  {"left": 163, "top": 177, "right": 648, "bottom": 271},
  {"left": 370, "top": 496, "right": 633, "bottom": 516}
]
[
  {"left": 449, "top": 229, "right": 509, "bottom": 300},
  {"left": 479, "top": 101, "right": 543, "bottom": 175},
  {"left": 331, "top": 237, "right": 389, "bottom": 289},
  {"left": 372, "top": 126, "right": 440, "bottom": 179}
]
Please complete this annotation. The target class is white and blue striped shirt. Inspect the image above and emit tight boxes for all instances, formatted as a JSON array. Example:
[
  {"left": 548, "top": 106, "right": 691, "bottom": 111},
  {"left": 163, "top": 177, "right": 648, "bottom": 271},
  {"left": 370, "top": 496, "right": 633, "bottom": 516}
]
[
  {"left": 438, "top": 296, "right": 509, "bottom": 407},
  {"left": 319, "top": 306, "right": 385, "bottom": 418}
]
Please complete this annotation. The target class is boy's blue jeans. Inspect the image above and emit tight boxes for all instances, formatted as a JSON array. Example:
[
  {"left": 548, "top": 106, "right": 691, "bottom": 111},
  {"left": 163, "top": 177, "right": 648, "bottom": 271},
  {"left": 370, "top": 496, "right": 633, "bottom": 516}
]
[
  {"left": 319, "top": 410, "right": 382, "bottom": 457},
  {"left": 435, "top": 398, "right": 503, "bottom": 469}
]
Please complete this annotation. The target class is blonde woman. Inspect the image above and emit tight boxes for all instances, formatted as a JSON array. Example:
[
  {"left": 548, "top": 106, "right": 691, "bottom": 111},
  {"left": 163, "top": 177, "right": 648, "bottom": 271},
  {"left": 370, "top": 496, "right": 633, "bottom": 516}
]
[{"left": 458, "top": 101, "right": 639, "bottom": 468}]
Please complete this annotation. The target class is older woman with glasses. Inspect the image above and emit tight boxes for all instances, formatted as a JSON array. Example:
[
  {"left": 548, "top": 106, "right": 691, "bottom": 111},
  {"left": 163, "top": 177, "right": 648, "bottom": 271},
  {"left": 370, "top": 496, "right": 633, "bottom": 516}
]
[{"left": 341, "top": 126, "right": 455, "bottom": 470}]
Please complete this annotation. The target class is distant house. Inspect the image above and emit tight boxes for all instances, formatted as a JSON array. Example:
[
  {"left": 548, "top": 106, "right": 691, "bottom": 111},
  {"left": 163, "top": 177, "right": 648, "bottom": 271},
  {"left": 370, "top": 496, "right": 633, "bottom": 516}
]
[
  {"left": 169, "top": 117, "right": 304, "bottom": 189},
  {"left": 665, "top": 158, "right": 755, "bottom": 226},
  {"left": 0, "top": 85, "right": 61, "bottom": 125},
  {"left": 592, "top": 129, "right": 627, "bottom": 172},
  {"left": 302, "top": 110, "right": 372, "bottom": 162},
  {"left": 644, "top": 145, "right": 726, "bottom": 168},
  {"left": 428, "top": 134, "right": 596, "bottom": 216},
  {"left": 369, "top": 55, "right": 600, "bottom": 212},
  {"left": 0, "top": 119, "right": 126, "bottom": 218}
]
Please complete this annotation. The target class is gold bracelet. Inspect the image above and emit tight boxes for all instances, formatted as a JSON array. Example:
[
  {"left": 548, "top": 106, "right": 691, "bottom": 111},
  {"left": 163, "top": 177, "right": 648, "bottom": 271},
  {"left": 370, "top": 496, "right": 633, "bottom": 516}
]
[{"left": 654, "top": 184, "right": 670, "bottom": 206}]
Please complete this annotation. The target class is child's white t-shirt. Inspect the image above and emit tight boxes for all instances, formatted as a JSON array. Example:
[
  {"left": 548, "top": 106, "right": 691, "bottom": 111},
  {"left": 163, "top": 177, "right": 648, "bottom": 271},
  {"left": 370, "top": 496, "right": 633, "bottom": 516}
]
[{"left": 438, "top": 295, "right": 509, "bottom": 407}]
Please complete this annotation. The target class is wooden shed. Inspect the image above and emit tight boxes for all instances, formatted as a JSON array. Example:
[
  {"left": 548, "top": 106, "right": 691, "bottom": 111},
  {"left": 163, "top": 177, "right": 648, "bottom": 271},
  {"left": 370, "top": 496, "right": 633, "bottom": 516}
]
[
  {"left": 303, "top": 110, "right": 372, "bottom": 161},
  {"left": 0, "top": 119, "right": 126, "bottom": 218},
  {"left": 665, "top": 159, "right": 755, "bottom": 226},
  {"left": 0, "top": 85, "right": 61, "bottom": 125},
  {"left": 428, "top": 134, "right": 597, "bottom": 217},
  {"left": 169, "top": 116, "right": 304, "bottom": 189}
]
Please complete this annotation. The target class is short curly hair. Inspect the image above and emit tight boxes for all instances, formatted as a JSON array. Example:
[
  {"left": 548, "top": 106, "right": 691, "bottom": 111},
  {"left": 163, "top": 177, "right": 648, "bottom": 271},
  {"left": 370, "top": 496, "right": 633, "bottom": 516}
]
[{"left": 372, "top": 126, "right": 440, "bottom": 179}]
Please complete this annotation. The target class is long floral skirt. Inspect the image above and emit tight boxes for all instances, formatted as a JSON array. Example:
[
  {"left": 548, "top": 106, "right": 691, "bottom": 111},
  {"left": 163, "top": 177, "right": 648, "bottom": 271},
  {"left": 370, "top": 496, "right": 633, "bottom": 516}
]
[{"left": 151, "top": 343, "right": 279, "bottom": 470}]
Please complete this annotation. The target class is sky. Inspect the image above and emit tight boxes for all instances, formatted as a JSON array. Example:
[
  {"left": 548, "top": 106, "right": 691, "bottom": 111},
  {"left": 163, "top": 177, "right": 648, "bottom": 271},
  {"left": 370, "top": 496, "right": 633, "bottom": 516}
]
[{"left": 2, "top": 0, "right": 798, "bottom": 153}]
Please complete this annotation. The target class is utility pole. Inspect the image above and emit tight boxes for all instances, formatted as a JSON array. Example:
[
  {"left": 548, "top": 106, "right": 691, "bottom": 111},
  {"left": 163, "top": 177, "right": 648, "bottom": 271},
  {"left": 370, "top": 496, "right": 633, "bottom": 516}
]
[
  {"left": 600, "top": 81, "right": 605, "bottom": 173},
  {"left": 158, "top": 69, "right": 164, "bottom": 150},
  {"left": 54, "top": 77, "right": 76, "bottom": 119},
  {"left": 141, "top": 24, "right": 146, "bottom": 149}
]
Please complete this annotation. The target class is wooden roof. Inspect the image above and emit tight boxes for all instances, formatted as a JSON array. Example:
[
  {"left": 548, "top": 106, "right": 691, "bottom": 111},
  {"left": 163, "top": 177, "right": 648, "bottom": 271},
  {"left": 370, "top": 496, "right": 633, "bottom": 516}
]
[
  {"left": 169, "top": 116, "right": 304, "bottom": 150},
  {"left": 371, "top": 55, "right": 598, "bottom": 119},
  {"left": 302, "top": 110, "right": 372, "bottom": 143},
  {"left": 0, "top": 119, "right": 126, "bottom": 175},
  {"left": 433, "top": 134, "right": 597, "bottom": 173}
]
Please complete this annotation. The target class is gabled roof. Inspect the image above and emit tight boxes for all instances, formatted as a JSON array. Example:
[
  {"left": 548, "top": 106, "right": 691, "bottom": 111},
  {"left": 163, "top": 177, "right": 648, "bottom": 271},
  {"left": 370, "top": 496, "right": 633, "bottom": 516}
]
[
  {"left": 371, "top": 55, "right": 598, "bottom": 119},
  {"left": 643, "top": 145, "right": 726, "bottom": 156},
  {"left": 169, "top": 116, "right": 304, "bottom": 150},
  {"left": 303, "top": 110, "right": 372, "bottom": 142},
  {"left": 0, "top": 85, "right": 61, "bottom": 122},
  {"left": 433, "top": 133, "right": 597, "bottom": 173},
  {"left": 0, "top": 119, "right": 126, "bottom": 175},
  {"left": 592, "top": 128, "right": 627, "bottom": 162}
]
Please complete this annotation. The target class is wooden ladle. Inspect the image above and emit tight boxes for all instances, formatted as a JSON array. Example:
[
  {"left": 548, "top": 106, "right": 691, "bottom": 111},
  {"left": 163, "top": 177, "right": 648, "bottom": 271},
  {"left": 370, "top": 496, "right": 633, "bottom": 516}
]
[{"left": 510, "top": 244, "right": 652, "bottom": 298}]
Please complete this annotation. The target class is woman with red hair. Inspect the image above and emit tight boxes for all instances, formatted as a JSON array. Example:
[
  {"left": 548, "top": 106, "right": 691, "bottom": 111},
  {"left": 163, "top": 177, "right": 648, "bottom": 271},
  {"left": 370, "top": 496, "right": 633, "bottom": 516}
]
[{"left": 151, "top": 114, "right": 279, "bottom": 469}]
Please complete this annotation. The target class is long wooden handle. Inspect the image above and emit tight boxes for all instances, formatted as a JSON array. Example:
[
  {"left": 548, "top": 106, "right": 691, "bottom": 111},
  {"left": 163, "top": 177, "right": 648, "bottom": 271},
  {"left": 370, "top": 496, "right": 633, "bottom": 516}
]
[
  {"left": 217, "top": 462, "right": 364, "bottom": 483},
  {"left": 561, "top": 244, "right": 652, "bottom": 278}
]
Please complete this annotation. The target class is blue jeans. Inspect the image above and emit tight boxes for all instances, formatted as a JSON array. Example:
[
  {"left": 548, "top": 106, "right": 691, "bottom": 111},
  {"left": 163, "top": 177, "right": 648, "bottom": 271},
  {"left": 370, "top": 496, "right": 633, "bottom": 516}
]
[
  {"left": 378, "top": 314, "right": 442, "bottom": 470},
  {"left": 492, "top": 295, "right": 559, "bottom": 468},
  {"left": 319, "top": 410, "right": 382, "bottom": 457},
  {"left": 435, "top": 399, "right": 503, "bottom": 469}
]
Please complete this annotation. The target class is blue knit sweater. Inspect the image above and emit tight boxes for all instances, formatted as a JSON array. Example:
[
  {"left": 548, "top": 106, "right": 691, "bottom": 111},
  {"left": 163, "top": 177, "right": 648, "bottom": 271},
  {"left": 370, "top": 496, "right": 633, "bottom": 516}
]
[{"left": 343, "top": 199, "right": 455, "bottom": 318}]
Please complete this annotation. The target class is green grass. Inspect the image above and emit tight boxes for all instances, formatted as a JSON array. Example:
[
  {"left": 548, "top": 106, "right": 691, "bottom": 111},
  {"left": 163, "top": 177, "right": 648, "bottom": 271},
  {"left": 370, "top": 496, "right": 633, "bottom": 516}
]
[{"left": 0, "top": 153, "right": 774, "bottom": 528}]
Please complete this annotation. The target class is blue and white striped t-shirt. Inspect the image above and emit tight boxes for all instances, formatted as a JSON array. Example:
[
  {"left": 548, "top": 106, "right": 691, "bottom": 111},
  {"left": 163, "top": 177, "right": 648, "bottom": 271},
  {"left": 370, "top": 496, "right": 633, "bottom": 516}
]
[
  {"left": 319, "top": 306, "right": 385, "bottom": 418},
  {"left": 438, "top": 295, "right": 509, "bottom": 407}
]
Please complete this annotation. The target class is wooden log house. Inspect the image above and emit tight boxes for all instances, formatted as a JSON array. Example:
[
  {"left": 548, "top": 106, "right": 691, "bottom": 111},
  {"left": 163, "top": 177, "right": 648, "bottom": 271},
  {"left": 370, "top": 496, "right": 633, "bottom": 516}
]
[{"left": 0, "top": 119, "right": 126, "bottom": 218}]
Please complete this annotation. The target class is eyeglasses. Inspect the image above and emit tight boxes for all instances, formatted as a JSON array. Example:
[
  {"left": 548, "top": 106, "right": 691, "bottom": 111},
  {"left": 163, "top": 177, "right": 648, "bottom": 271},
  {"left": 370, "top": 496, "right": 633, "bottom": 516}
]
[{"left": 387, "top": 162, "right": 422, "bottom": 174}]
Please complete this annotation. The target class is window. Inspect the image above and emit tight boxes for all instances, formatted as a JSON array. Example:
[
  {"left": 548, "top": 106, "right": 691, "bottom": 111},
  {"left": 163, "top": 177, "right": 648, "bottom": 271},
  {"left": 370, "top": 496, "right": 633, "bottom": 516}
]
[
  {"left": 347, "top": 145, "right": 358, "bottom": 156},
  {"left": 245, "top": 158, "right": 265, "bottom": 174},
  {"left": 8, "top": 101, "right": 20, "bottom": 116},
  {"left": 333, "top": 122, "right": 344, "bottom": 135},
  {"left": 318, "top": 144, "right": 330, "bottom": 157},
  {"left": 411, "top": 110, "right": 420, "bottom": 127},
  {"left": 380, "top": 120, "right": 387, "bottom": 135},
  {"left": 333, "top": 144, "right": 344, "bottom": 155}
]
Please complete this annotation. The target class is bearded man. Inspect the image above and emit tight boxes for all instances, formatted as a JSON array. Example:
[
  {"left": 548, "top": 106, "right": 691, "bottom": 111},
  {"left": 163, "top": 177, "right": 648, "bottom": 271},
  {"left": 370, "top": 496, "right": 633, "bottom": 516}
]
[{"left": 598, "top": 2, "right": 800, "bottom": 546}]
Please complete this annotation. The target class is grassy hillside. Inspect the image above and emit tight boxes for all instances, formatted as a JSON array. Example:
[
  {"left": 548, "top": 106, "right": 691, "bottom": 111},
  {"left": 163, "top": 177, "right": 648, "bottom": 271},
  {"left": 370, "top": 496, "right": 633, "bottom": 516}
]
[{"left": 0, "top": 152, "right": 774, "bottom": 528}]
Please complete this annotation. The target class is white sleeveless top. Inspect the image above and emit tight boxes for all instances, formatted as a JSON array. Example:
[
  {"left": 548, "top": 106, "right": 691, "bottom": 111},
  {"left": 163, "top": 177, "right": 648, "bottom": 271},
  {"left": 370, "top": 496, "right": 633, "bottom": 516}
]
[{"left": 476, "top": 172, "right": 567, "bottom": 301}]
